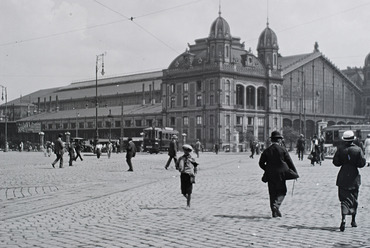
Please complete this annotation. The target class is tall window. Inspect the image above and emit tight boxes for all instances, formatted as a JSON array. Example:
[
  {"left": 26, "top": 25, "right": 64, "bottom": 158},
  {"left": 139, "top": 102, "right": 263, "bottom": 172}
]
[
  {"left": 210, "top": 115, "right": 214, "bottom": 125},
  {"left": 210, "top": 80, "right": 215, "bottom": 91},
  {"left": 170, "top": 84, "right": 175, "bottom": 93},
  {"left": 135, "top": 120, "right": 142, "bottom": 127},
  {"left": 170, "top": 97, "right": 175, "bottom": 108},
  {"left": 258, "top": 117, "right": 264, "bottom": 127},
  {"left": 183, "top": 116, "right": 189, "bottom": 126},
  {"left": 184, "top": 82, "right": 189, "bottom": 92},
  {"left": 79, "top": 122, "right": 84, "bottom": 129},
  {"left": 196, "top": 116, "right": 202, "bottom": 125},
  {"left": 170, "top": 117, "right": 176, "bottom": 126},
  {"left": 225, "top": 80, "right": 230, "bottom": 91},
  {"left": 257, "top": 87, "right": 266, "bottom": 110},
  {"left": 196, "top": 95, "right": 202, "bottom": 107},
  {"left": 125, "top": 120, "right": 131, "bottom": 127},
  {"left": 225, "top": 94, "right": 230, "bottom": 106},
  {"left": 236, "top": 85, "right": 244, "bottom": 107},
  {"left": 236, "top": 116, "right": 242, "bottom": 125},
  {"left": 196, "top": 81, "right": 202, "bottom": 91},
  {"left": 246, "top": 86, "right": 255, "bottom": 109},
  {"left": 183, "top": 96, "right": 188, "bottom": 107},
  {"left": 226, "top": 115, "right": 230, "bottom": 126},
  {"left": 210, "top": 95, "right": 214, "bottom": 105},
  {"left": 247, "top": 117, "right": 253, "bottom": 125}
]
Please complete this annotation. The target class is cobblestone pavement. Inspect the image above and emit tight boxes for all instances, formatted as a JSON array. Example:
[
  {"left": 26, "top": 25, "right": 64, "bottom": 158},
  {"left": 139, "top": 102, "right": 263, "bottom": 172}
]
[{"left": 1, "top": 150, "right": 370, "bottom": 248}]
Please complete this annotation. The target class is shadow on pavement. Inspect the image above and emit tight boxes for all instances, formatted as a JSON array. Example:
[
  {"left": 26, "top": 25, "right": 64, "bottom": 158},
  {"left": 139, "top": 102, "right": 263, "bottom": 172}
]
[
  {"left": 280, "top": 224, "right": 338, "bottom": 232},
  {"left": 214, "top": 214, "right": 271, "bottom": 220}
]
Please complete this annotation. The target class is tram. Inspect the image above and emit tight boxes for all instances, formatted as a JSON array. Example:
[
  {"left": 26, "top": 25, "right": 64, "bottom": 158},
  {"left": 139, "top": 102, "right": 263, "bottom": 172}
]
[
  {"left": 142, "top": 127, "right": 179, "bottom": 154},
  {"left": 323, "top": 124, "right": 370, "bottom": 157}
]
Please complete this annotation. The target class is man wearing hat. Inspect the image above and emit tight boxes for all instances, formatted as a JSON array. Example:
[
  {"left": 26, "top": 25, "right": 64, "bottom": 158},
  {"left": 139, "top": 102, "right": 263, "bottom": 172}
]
[
  {"left": 259, "top": 131, "right": 298, "bottom": 217},
  {"left": 165, "top": 134, "right": 178, "bottom": 170},
  {"left": 333, "top": 130, "right": 366, "bottom": 231},
  {"left": 126, "top": 137, "right": 136, "bottom": 172},
  {"left": 51, "top": 133, "right": 65, "bottom": 168},
  {"left": 296, "top": 134, "right": 306, "bottom": 161}
]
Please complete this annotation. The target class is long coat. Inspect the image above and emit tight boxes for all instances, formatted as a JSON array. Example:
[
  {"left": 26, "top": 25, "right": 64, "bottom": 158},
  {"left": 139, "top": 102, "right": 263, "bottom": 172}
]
[
  {"left": 259, "top": 143, "right": 298, "bottom": 182},
  {"left": 333, "top": 143, "right": 366, "bottom": 189},
  {"left": 126, "top": 141, "right": 136, "bottom": 158},
  {"left": 168, "top": 140, "right": 178, "bottom": 157},
  {"left": 54, "top": 138, "right": 64, "bottom": 155}
]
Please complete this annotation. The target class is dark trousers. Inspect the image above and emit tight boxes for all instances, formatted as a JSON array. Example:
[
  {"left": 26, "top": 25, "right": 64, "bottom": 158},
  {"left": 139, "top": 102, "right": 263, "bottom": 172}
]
[
  {"left": 165, "top": 156, "right": 177, "bottom": 168},
  {"left": 75, "top": 151, "right": 83, "bottom": 161},
  {"left": 126, "top": 155, "right": 133, "bottom": 171},
  {"left": 268, "top": 181, "right": 287, "bottom": 212},
  {"left": 52, "top": 154, "right": 63, "bottom": 168},
  {"left": 297, "top": 148, "right": 304, "bottom": 160}
]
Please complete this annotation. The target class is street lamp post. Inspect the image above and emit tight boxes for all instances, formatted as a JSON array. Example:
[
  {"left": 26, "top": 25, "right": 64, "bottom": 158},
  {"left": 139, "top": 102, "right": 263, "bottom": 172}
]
[
  {"left": 1, "top": 85, "right": 8, "bottom": 152},
  {"left": 95, "top": 53, "right": 105, "bottom": 145},
  {"left": 107, "top": 109, "right": 113, "bottom": 141}
]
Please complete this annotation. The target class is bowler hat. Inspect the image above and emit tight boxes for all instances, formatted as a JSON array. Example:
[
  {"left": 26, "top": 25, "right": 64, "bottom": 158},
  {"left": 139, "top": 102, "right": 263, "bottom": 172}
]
[
  {"left": 182, "top": 144, "right": 193, "bottom": 151},
  {"left": 342, "top": 130, "right": 355, "bottom": 141},
  {"left": 270, "top": 131, "right": 283, "bottom": 139}
]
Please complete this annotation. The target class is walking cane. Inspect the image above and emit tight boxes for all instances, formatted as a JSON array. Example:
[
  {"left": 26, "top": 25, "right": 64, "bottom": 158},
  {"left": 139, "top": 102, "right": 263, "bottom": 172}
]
[{"left": 291, "top": 180, "right": 296, "bottom": 197}]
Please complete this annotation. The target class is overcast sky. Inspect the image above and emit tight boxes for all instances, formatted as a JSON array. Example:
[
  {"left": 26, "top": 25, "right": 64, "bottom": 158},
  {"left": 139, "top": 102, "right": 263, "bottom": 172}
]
[{"left": 0, "top": 0, "right": 369, "bottom": 101}]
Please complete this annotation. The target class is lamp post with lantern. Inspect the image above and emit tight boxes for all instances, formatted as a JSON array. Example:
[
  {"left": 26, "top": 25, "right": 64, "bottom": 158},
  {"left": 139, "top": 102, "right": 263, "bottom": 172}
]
[
  {"left": 95, "top": 53, "right": 105, "bottom": 145},
  {"left": 0, "top": 84, "right": 8, "bottom": 152}
]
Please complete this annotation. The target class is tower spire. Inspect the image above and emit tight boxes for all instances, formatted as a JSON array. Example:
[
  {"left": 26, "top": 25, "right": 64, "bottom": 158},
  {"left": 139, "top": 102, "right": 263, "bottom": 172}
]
[
  {"left": 266, "top": 0, "right": 269, "bottom": 26},
  {"left": 219, "top": 0, "right": 221, "bottom": 16}
]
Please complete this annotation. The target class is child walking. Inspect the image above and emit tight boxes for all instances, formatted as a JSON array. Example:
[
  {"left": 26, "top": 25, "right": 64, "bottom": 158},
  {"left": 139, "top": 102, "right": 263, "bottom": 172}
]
[{"left": 176, "top": 144, "right": 199, "bottom": 208}]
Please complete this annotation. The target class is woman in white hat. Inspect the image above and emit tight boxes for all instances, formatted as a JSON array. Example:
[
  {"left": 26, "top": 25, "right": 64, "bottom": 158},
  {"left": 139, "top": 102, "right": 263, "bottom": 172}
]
[
  {"left": 176, "top": 144, "right": 199, "bottom": 208},
  {"left": 333, "top": 130, "right": 366, "bottom": 231},
  {"left": 363, "top": 133, "right": 370, "bottom": 166}
]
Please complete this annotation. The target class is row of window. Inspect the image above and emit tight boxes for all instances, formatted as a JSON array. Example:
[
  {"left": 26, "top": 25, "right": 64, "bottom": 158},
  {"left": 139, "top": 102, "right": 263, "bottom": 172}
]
[{"left": 41, "top": 119, "right": 164, "bottom": 130}]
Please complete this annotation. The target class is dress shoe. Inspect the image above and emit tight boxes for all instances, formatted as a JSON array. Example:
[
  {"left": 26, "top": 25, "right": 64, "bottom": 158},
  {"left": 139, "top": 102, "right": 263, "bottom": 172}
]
[
  {"left": 340, "top": 221, "right": 345, "bottom": 232},
  {"left": 127, "top": 169, "right": 133, "bottom": 172},
  {"left": 51, "top": 163, "right": 55, "bottom": 168},
  {"left": 351, "top": 221, "right": 357, "bottom": 227}
]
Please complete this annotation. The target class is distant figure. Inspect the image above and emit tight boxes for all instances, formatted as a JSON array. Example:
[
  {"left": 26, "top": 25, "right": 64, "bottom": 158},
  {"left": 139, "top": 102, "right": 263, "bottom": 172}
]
[
  {"left": 126, "top": 137, "right": 136, "bottom": 172},
  {"left": 68, "top": 142, "right": 75, "bottom": 166},
  {"left": 214, "top": 143, "right": 219, "bottom": 154},
  {"left": 96, "top": 143, "right": 103, "bottom": 159},
  {"left": 364, "top": 134, "right": 370, "bottom": 166},
  {"left": 51, "top": 133, "right": 65, "bottom": 168},
  {"left": 194, "top": 139, "right": 201, "bottom": 158},
  {"left": 250, "top": 140, "right": 256, "bottom": 158},
  {"left": 176, "top": 144, "right": 199, "bottom": 208},
  {"left": 19, "top": 141, "right": 23, "bottom": 152},
  {"left": 259, "top": 131, "right": 298, "bottom": 218},
  {"left": 333, "top": 130, "right": 366, "bottom": 232},
  {"left": 296, "top": 134, "right": 306, "bottom": 161},
  {"left": 74, "top": 141, "right": 83, "bottom": 161},
  {"left": 107, "top": 142, "right": 113, "bottom": 159},
  {"left": 310, "top": 135, "right": 321, "bottom": 166},
  {"left": 165, "top": 135, "right": 178, "bottom": 170},
  {"left": 319, "top": 135, "right": 325, "bottom": 161}
]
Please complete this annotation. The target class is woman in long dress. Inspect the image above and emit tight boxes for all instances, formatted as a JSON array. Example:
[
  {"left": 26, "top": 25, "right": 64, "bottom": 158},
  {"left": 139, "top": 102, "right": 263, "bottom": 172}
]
[
  {"left": 363, "top": 134, "right": 370, "bottom": 166},
  {"left": 333, "top": 130, "right": 366, "bottom": 231}
]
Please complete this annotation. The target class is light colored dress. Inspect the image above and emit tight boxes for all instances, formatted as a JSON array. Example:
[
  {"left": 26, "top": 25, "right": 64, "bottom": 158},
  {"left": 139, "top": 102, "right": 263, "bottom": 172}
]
[{"left": 363, "top": 138, "right": 370, "bottom": 164}]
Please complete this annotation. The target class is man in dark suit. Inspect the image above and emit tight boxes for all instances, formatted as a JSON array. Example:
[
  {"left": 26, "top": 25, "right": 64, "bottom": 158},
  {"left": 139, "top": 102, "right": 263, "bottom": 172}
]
[
  {"left": 259, "top": 131, "right": 298, "bottom": 217},
  {"left": 51, "top": 133, "right": 65, "bottom": 168},
  {"left": 165, "top": 135, "right": 178, "bottom": 170},
  {"left": 126, "top": 137, "right": 136, "bottom": 172}
]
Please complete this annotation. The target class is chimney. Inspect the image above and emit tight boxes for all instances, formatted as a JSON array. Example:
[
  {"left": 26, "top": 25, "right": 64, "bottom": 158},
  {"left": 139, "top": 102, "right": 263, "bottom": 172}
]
[
  {"left": 37, "top": 97, "right": 40, "bottom": 113},
  {"left": 151, "top": 81, "right": 155, "bottom": 104},
  {"left": 56, "top": 95, "right": 59, "bottom": 112},
  {"left": 142, "top": 83, "right": 145, "bottom": 105},
  {"left": 49, "top": 96, "right": 52, "bottom": 112}
]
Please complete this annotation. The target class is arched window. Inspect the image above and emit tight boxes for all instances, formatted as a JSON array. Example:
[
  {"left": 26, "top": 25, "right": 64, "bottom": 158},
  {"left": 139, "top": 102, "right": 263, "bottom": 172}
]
[
  {"left": 246, "top": 86, "right": 255, "bottom": 109},
  {"left": 257, "top": 87, "right": 266, "bottom": 110},
  {"left": 236, "top": 85, "right": 244, "bottom": 108}
]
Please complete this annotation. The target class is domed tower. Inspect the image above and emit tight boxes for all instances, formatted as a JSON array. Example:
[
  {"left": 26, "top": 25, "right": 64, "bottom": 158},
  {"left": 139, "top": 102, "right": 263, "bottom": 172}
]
[
  {"left": 257, "top": 22, "right": 279, "bottom": 70},
  {"left": 208, "top": 10, "right": 232, "bottom": 64}
]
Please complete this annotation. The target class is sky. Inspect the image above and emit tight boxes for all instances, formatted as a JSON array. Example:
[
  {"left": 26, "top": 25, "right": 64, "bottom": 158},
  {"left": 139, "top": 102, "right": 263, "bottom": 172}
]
[{"left": 0, "top": 0, "right": 369, "bottom": 102}]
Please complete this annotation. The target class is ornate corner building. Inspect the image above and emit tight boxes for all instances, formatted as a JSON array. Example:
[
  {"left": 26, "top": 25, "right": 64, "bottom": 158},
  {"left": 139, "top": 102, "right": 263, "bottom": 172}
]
[{"left": 0, "top": 11, "right": 368, "bottom": 150}]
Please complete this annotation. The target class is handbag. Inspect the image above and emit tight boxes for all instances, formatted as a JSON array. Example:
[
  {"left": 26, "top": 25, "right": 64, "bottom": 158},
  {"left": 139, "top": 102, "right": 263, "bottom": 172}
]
[
  {"left": 307, "top": 154, "right": 313, "bottom": 160},
  {"left": 284, "top": 169, "right": 299, "bottom": 180}
]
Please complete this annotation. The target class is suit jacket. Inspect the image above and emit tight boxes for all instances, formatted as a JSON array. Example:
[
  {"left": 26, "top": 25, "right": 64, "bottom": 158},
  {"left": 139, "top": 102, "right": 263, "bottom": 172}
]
[
  {"left": 126, "top": 141, "right": 136, "bottom": 158},
  {"left": 259, "top": 143, "right": 297, "bottom": 182},
  {"left": 333, "top": 143, "right": 366, "bottom": 189},
  {"left": 168, "top": 140, "right": 177, "bottom": 157},
  {"left": 54, "top": 138, "right": 64, "bottom": 155}
]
